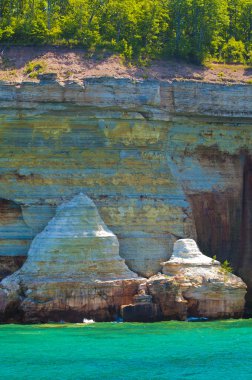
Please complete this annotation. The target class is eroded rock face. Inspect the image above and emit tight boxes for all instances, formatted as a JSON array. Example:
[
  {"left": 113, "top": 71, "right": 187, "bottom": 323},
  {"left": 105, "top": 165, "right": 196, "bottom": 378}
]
[
  {"left": 121, "top": 283, "right": 161, "bottom": 322},
  {"left": 121, "top": 239, "right": 246, "bottom": 321},
  {"left": 162, "top": 239, "right": 219, "bottom": 274},
  {"left": 0, "top": 194, "right": 142, "bottom": 322},
  {"left": 16, "top": 193, "right": 137, "bottom": 282},
  {"left": 0, "top": 77, "right": 252, "bottom": 305},
  {"left": 159, "top": 239, "right": 247, "bottom": 319}
]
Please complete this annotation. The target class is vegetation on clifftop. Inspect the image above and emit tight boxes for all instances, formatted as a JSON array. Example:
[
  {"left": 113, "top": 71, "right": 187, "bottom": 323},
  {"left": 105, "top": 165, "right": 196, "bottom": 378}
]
[{"left": 0, "top": 0, "right": 251, "bottom": 64}]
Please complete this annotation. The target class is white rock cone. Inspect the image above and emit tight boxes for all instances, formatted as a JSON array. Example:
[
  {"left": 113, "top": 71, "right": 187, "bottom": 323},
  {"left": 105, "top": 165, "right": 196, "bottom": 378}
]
[
  {"left": 163, "top": 239, "right": 220, "bottom": 269},
  {"left": 4, "top": 193, "right": 138, "bottom": 283}
]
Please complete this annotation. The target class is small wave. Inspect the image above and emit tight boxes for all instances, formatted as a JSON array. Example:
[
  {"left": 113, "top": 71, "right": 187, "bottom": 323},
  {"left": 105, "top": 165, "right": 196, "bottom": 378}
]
[{"left": 82, "top": 318, "right": 95, "bottom": 324}]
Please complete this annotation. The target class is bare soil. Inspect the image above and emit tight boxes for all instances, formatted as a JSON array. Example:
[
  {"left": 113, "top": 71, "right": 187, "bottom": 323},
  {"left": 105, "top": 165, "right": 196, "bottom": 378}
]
[{"left": 0, "top": 46, "right": 251, "bottom": 84}]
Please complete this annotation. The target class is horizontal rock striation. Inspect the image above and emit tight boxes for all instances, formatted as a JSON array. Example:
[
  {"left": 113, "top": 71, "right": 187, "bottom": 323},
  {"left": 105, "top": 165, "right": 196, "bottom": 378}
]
[
  {"left": 161, "top": 239, "right": 246, "bottom": 319},
  {"left": 0, "top": 76, "right": 251, "bottom": 307},
  {"left": 0, "top": 194, "right": 142, "bottom": 322},
  {"left": 121, "top": 239, "right": 246, "bottom": 322}
]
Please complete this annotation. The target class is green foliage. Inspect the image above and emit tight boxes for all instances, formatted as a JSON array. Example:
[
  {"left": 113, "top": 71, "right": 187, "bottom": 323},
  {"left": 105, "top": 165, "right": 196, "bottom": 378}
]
[
  {"left": 222, "top": 38, "right": 246, "bottom": 63},
  {"left": 24, "top": 61, "right": 46, "bottom": 78},
  {"left": 212, "top": 255, "right": 233, "bottom": 275},
  {"left": 0, "top": 0, "right": 251, "bottom": 63},
  {"left": 221, "top": 260, "right": 233, "bottom": 274}
]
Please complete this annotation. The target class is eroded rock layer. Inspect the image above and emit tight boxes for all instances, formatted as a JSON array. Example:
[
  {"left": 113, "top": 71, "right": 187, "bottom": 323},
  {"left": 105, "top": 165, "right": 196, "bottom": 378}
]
[
  {"left": 121, "top": 239, "right": 246, "bottom": 322},
  {"left": 160, "top": 239, "right": 246, "bottom": 319},
  {"left": 0, "top": 77, "right": 251, "bottom": 304},
  {"left": 0, "top": 194, "right": 141, "bottom": 322}
]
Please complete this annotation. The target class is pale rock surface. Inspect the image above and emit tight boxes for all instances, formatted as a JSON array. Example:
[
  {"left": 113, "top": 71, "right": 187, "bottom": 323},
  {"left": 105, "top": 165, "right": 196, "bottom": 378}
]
[
  {"left": 0, "top": 194, "right": 141, "bottom": 322},
  {"left": 121, "top": 239, "right": 246, "bottom": 321},
  {"left": 17, "top": 193, "right": 136, "bottom": 282},
  {"left": 162, "top": 239, "right": 220, "bottom": 275},
  {"left": 159, "top": 239, "right": 247, "bottom": 319}
]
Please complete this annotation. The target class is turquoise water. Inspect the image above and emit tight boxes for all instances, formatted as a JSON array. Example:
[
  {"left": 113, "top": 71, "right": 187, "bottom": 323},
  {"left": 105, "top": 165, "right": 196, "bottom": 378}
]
[{"left": 1, "top": 320, "right": 252, "bottom": 380}]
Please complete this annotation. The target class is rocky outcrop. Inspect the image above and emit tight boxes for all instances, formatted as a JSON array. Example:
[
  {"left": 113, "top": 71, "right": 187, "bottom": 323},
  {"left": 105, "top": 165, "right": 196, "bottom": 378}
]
[
  {"left": 0, "top": 194, "right": 143, "bottom": 322},
  {"left": 14, "top": 193, "right": 137, "bottom": 282},
  {"left": 161, "top": 239, "right": 220, "bottom": 274},
  {"left": 122, "top": 239, "right": 246, "bottom": 322},
  {"left": 121, "top": 283, "right": 161, "bottom": 322},
  {"left": 160, "top": 239, "right": 247, "bottom": 319},
  {"left": 0, "top": 215, "right": 246, "bottom": 322},
  {"left": 0, "top": 76, "right": 252, "bottom": 307}
]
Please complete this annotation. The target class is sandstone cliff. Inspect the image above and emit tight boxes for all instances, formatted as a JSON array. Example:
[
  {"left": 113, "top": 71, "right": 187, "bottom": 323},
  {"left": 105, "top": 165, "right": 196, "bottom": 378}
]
[
  {"left": 121, "top": 239, "right": 246, "bottom": 322},
  {"left": 0, "top": 195, "right": 246, "bottom": 322},
  {"left": 0, "top": 75, "right": 251, "bottom": 309},
  {"left": 0, "top": 194, "right": 141, "bottom": 322}
]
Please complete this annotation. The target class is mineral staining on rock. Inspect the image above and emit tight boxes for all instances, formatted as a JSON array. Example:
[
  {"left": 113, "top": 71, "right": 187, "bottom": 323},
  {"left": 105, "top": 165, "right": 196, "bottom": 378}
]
[
  {"left": 16, "top": 193, "right": 137, "bottom": 282},
  {"left": 0, "top": 198, "right": 33, "bottom": 279},
  {"left": 0, "top": 78, "right": 252, "bottom": 285},
  {"left": 122, "top": 239, "right": 246, "bottom": 322},
  {"left": 0, "top": 203, "right": 246, "bottom": 322},
  {"left": 0, "top": 76, "right": 251, "bottom": 320},
  {"left": 159, "top": 239, "right": 247, "bottom": 319},
  {"left": 0, "top": 194, "right": 141, "bottom": 322},
  {"left": 121, "top": 283, "right": 160, "bottom": 322}
]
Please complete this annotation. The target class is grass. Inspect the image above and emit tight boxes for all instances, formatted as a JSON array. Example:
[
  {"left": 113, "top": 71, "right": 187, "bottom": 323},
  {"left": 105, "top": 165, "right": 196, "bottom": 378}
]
[{"left": 24, "top": 60, "right": 47, "bottom": 78}]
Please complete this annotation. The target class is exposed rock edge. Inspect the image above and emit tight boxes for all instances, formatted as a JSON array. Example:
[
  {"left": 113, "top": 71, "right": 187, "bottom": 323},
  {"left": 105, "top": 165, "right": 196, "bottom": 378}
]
[{"left": 0, "top": 194, "right": 246, "bottom": 322}]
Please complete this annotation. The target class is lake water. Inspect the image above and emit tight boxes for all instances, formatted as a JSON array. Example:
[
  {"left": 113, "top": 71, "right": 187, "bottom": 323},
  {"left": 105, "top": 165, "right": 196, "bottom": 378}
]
[{"left": 1, "top": 320, "right": 252, "bottom": 380}]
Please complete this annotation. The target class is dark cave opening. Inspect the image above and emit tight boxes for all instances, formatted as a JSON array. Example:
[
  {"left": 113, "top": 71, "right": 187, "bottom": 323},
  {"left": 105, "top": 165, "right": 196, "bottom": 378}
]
[
  {"left": 189, "top": 191, "right": 242, "bottom": 266},
  {"left": 189, "top": 154, "right": 252, "bottom": 312},
  {"left": 240, "top": 156, "right": 252, "bottom": 309}
]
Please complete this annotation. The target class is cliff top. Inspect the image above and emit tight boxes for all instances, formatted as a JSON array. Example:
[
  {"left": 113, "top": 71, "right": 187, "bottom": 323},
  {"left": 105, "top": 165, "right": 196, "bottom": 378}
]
[{"left": 0, "top": 47, "right": 251, "bottom": 84}]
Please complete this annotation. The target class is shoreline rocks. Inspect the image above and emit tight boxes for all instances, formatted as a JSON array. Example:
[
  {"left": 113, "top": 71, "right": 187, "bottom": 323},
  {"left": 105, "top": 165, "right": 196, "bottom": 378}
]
[
  {"left": 0, "top": 197, "right": 247, "bottom": 323},
  {"left": 121, "top": 239, "right": 247, "bottom": 322},
  {"left": 0, "top": 194, "right": 143, "bottom": 322},
  {"left": 158, "top": 240, "right": 246, "bottom": 320}
]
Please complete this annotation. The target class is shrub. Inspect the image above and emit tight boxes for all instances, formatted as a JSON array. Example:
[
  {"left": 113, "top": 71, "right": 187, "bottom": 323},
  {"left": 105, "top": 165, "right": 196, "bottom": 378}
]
[
  {"left": 222, "top": 38, "right": 246, "bottom": 63},
  {"left": 220, "top": 260, "right": 233, "bottom": 274},
  {"left": 24, "top": 61, "right": 46, "bottom": 78}
]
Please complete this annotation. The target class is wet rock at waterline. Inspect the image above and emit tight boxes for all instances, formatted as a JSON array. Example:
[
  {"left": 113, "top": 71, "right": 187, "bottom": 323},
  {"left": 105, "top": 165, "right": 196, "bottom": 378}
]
[{"left": 0, "top": 201, "right": 247, "bottom": 322}]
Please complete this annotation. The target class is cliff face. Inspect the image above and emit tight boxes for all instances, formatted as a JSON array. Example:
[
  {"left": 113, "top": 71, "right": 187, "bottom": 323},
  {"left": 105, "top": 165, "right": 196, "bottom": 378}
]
[
  {"left": 0, "top": 76, "right": 251, "bottom": 306},
  {"left": 0, "top": 193, "right": 141, "bottom": 322}
]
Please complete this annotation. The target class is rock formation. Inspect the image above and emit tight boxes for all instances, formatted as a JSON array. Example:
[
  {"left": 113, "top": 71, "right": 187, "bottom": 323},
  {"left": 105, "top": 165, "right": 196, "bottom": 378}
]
[
  {"left": 159, "top": 239, "right": 246, "bottom": 319},
  {"left": 0, "top": 194, "right": 142, "bottom": 322},
  {"left": 121, "top": 283, "right": 161, "bottom": 322},
  {"left": 0, "top": 76, "right": 252, "bottom": 313},
  {"left": 0, "top": 212, "right": 247, "bottom": 322},
  {"left": 122, "top": 239, "right": 246, "bottom": 321},
  {"left": 162, "top": 239, "right": 220, "bottom": 275}
]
